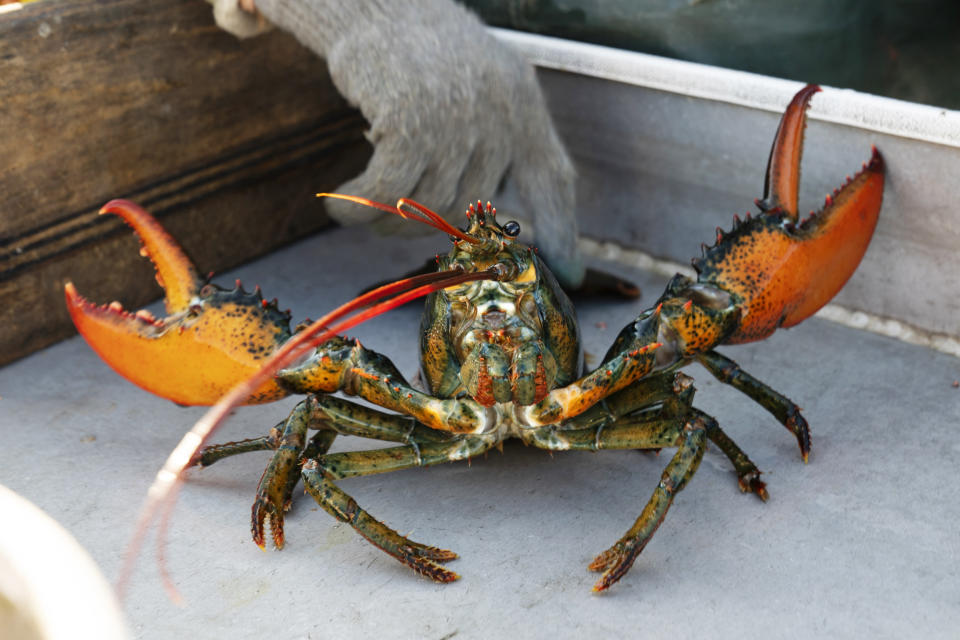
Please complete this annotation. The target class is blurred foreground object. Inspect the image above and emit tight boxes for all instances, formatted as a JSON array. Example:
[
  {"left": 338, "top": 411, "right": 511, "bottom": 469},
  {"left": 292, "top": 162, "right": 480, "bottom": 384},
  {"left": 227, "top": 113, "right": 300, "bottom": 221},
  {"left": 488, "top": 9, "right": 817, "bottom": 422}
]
[{"left": 0, "top": 485, "right": 128, "bottom": 640}]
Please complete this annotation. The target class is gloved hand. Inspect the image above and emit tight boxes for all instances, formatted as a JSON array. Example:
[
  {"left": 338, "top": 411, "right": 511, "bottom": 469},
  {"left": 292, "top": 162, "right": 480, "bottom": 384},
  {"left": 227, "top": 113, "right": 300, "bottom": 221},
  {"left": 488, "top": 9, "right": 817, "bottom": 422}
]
[{"left": 206, "top": 0, "right": 585, "bottom": 288}]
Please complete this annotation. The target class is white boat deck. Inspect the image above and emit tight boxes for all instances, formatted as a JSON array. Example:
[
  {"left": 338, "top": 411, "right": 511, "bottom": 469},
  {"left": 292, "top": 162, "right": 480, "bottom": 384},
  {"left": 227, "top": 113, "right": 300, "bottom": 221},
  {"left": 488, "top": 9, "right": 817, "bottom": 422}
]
[{"left": 2, "top": 224, "right": 958, "bottom": 639}]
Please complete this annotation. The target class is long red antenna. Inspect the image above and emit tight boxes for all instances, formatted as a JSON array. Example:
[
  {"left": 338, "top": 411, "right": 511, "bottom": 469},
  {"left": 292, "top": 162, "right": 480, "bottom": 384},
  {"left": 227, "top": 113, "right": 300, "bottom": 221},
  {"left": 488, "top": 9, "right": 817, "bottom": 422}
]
[
  {"left": 118, "top": 266, "right": 498, "bottom": 602},
  {"left": 317, "top": 193, "right": 479, "bottom": 244}
]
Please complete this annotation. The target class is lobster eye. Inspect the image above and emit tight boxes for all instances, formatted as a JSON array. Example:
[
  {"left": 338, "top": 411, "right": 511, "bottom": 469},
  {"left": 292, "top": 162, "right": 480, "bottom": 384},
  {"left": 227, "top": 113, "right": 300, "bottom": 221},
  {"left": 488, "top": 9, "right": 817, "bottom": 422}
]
[{"left": 502, "top": 220, "right": 521, "bottom": 237}]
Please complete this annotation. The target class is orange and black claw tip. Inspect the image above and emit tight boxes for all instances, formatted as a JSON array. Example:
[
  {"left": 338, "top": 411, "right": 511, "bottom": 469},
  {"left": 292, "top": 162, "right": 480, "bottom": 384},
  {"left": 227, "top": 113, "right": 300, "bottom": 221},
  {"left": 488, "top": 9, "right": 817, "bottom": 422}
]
[
  {"left": 587, "top": 547, "right": 617, "bottom": 574},
  {"left": 68, "top": 200, "right": 293, "bottom": 406},
  {"left": 252, "top": 510, "right": 265, "bottom": 548},
  {"left": 707, "top": 85, "right": 884, "bottom": 344},
  {"left": 409, "top": 557, "right": 461, "bottom": 583},
  {"left": 590, "top": 568, "right": 620, "bottom": 593},
  {"left": 271, "top": 516, "right": 285, "bottom": 550},
  {"left": 787, "top": 411, "right": 811, "bottom": 464},
  {"left": 739, "top": 472, "right": 769, "bottom": 502}
]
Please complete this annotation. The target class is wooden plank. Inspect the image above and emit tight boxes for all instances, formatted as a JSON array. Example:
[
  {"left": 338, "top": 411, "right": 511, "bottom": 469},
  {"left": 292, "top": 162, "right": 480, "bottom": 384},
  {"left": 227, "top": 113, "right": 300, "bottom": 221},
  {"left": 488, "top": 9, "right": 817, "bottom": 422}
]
[{"left": 0, "top": 0, "right": 371, "bottom": 365}]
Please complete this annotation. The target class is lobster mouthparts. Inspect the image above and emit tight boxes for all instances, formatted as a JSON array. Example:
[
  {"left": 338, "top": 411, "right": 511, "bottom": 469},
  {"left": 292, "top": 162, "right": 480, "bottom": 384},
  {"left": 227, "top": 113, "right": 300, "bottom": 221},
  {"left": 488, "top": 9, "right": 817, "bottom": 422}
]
[{"left": 65, "top": 200, "right": 292, "bottom": 406}]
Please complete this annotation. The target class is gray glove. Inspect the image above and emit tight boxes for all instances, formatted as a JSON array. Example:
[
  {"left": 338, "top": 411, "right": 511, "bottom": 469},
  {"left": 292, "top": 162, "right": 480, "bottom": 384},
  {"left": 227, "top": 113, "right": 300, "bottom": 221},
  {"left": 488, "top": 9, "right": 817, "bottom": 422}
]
[{"left": 207, "top": 0, "right": 584, "bottom": 288}]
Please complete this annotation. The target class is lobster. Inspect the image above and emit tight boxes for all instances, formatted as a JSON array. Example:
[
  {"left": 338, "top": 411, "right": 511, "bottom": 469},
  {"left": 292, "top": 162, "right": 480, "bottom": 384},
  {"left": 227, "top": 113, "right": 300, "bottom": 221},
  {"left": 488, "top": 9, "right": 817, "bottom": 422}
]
[{"left": 65, "top": 84, "right": 883, "bottom": 592}]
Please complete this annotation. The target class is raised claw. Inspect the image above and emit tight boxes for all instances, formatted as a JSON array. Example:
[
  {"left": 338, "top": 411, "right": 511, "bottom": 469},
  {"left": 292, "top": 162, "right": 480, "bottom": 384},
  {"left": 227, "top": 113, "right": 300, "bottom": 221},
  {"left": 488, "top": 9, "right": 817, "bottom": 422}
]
[
  {"left": 693, "top": 85, "right": 885, "bottom": 344},
  {"left": 65, "top": 200, "right": 293, "bottom": 405}
]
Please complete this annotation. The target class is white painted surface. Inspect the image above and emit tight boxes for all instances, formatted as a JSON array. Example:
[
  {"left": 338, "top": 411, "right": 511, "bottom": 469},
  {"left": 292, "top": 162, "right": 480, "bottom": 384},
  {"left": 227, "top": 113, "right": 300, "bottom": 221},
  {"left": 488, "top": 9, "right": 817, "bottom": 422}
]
[
  {"left": 2, "top": 226, "right": 958, "bottom": 639},
  {"left": 493, "top": 28, "right": 960, "bottom": 146}
]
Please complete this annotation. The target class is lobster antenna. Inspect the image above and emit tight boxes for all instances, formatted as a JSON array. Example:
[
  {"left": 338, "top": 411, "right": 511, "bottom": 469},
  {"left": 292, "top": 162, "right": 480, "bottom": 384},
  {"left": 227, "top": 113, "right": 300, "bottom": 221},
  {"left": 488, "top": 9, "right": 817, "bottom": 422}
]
[
  {"left": 317, "top": 193, "right": 479, "bottom": 244},
  {"left": 118, "top": 265, "right": 499, "bottom": 602}
]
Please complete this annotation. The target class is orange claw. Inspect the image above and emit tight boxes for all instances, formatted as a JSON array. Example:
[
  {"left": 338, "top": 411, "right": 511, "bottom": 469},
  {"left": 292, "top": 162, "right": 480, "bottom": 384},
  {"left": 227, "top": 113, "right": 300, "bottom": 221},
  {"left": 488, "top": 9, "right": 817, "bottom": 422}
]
[
  {"left": 695, "top": 85, "right": 885, "bottom": 344},
  {"left": 65, "top": 200, "right": 292, "bottom": 405}
]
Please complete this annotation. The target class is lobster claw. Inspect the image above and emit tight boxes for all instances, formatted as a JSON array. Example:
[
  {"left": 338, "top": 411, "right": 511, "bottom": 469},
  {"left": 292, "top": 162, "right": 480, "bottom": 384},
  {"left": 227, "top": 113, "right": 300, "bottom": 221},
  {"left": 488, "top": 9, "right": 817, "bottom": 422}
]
[
  {"left": 65, "top": 200, "right": 293, "bottom": 406},
  {"left": 695, "top": 85, "right": 885, "bottom": 344}
]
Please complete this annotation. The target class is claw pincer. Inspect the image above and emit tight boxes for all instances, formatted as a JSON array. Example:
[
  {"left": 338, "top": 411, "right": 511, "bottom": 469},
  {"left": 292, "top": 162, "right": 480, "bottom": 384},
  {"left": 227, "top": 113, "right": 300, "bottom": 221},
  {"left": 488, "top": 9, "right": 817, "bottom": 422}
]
[
  {"left": 626, "top": 85, "right": 884, "bottom": 365},
  {"left": 65, "top": 200, "right": 292, "bottom": 406}
]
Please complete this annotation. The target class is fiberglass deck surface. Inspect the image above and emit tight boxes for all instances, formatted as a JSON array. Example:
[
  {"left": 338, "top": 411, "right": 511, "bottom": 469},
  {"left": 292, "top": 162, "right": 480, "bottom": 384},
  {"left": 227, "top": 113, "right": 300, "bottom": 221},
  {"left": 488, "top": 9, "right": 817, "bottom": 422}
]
[{"left": 2, "top": 225, "right": 958, "bottom": 639}]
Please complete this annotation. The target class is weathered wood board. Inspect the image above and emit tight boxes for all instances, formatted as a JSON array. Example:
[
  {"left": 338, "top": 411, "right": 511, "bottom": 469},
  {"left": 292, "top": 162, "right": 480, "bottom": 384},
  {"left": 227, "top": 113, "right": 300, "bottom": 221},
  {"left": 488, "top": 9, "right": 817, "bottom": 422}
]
[{"left": 0, "top": 0, "right": 370, "bottom": 365}]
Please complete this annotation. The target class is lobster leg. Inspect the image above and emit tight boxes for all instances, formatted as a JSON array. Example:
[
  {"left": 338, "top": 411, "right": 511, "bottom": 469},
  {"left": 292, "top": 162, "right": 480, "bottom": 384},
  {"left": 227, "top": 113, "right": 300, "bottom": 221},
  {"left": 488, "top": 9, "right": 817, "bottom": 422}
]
[
  {"left": 251, "top": 395, "right": 458, "bottom": 548},
  {"left": 699, "top": 410, "right": 768, "bottom": 500},
  {"left": 278, "top": 337, "right": 497, "bottom": 434},
  {"left": 522, "top": 412, "right": 686, "bottom": 451},
  {"left": 193, "top": 424, "right": 339, "bottom": 547},
  {"left": 525, "top": 369, "right": 773, "bottom": 588},
  {"left": 524, "top": 410, "right": 707, "bottom": 591},
  {"left": 531, "top": 371, "right": 767, "bottom": 500},
  {"left": 521, "top": 82, "right": 883, "bottom": 440},
  {"left": 193, "top": 427, "right": 284, "bottom": 467},
  {"left": 247, "top": 400, "right": 339, "bottom": 549},
  {"left": 281, "top": 318, "right": 661, "bottom": 434},
  {"left": 697, "top": 350, "right": 811, "bottom": 461},
  {"left": 588, "top": 416, "right": 707, "bottom": 592},
  {"left": 658, "top": 372, "right": 767, "bottom": 499},
  {"left": 201, "top": 391, "right": 468, "bottom": 550},
  {"left": 305, "top": 395, "right": 456, "bottom": 444},
  {"left": 301, "top": 436, "right": 496, "bottom": 582},
  {"left": 554, "top": 372, "right": 686, "bottom": 432}
]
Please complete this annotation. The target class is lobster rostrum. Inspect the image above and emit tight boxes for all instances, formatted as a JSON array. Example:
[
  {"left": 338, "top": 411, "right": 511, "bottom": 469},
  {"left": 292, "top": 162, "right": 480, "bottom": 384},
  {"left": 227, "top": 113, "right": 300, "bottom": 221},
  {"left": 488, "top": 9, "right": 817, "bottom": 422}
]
[{"left": 66, "top": 85, "right": 883, "bottom": 592}]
